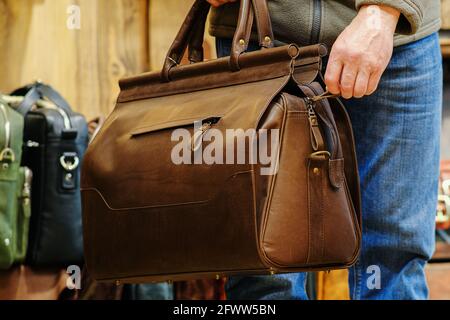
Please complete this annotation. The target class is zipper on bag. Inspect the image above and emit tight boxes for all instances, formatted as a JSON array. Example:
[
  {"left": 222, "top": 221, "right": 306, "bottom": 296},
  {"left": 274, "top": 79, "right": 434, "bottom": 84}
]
[
  {"left": 310, "top": 0, "right": 322, "bottom": 44},
  {"left": 0, "top": 101, "right": 16, "bottom": 167},
  {"left": 305, "top": 96, "right": 322, "bottom": 151}
]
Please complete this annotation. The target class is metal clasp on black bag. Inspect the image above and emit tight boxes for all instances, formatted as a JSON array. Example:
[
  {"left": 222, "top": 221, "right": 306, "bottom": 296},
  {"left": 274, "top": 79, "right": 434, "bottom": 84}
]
[{"left": 60, "top": 152, "right": 79, "bottom": 190}]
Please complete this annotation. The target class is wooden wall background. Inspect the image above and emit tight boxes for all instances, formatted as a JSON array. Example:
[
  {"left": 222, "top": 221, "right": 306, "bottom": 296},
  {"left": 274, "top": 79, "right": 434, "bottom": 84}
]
[
  {"left": 0, "top": 0, "right": 149, "bottom": 120},
  {"left": 0, "top": 0, "right": 215, "bottom": 120},
  {"left": 442, "top": 0, "right": 450, "bottom": 29}
]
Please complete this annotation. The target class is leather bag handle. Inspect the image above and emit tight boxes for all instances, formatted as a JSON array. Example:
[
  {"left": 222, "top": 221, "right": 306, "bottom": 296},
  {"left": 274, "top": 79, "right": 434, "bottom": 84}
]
[{"left": 162, "top": 0, "right": 274, "bottom": 81}]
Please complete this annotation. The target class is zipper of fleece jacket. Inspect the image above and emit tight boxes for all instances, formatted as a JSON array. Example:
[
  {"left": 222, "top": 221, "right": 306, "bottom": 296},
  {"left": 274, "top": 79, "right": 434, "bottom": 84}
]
[{"left": 310, "top": 0, "right": 322, "bottom": 44}]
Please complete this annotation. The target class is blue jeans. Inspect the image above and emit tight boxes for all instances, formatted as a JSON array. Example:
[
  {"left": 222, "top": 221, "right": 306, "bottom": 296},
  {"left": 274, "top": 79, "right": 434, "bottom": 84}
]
[{"left": 216, "top": 32, "right": 442, "bottom": 300}]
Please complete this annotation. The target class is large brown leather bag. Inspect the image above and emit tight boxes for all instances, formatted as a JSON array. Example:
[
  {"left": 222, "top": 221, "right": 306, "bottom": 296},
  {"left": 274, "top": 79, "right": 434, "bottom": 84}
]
[{"left": 81, "top": 0, "right": 362, "bottom": 283}]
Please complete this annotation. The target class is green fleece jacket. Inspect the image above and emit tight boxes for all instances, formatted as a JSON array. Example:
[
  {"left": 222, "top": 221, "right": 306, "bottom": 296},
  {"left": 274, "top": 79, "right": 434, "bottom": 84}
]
[{"left": 209, "top": 0, "right": 441, "bottom": 48}]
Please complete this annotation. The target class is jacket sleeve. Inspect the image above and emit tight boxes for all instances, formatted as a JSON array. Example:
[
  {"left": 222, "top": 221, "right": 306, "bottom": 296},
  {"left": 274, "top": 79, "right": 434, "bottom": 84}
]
[{"left": 355, "top": 0, "right": 425, "bottom": 35}]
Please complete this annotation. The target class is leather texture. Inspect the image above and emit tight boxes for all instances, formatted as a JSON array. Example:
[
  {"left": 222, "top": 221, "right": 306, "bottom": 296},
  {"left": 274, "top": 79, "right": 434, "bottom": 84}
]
[
  {"left": 0, "top": 100, "right": 31, "bottom": 270},
  {"left": 82, "top": 0, "right": 362, "bottom": 283},
  {"left": 10, "top": 83, "right": 88, "bottom": 267}
]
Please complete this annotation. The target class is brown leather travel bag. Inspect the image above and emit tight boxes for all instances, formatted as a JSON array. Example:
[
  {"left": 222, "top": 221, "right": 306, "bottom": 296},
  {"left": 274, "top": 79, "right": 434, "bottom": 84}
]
[{"left": 81, "top": 0, "right": 362, "bottom": 283}]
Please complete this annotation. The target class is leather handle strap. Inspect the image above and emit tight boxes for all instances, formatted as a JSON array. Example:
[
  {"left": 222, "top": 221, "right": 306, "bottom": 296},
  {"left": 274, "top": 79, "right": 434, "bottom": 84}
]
[
  {"left": 187, "top": 1, "right": 211, "bottom": 64},
  {"left": 162, "top": 0, "right": 274, "bottom": 81},
  {"left": 252, "top": 0, "right": 274, "bottom": 48},
  {"left": 161, "top": 0, "right": 210, "bottom": 81},
  {"left": 229, "top": 0, "right": 254, "bottom": 71}
]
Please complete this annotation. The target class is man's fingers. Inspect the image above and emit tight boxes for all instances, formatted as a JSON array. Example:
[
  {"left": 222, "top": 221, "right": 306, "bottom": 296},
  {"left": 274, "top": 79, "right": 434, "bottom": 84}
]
[
  {"left": 353, "top": 70, "right": 369, "bottom": 98},
  {"left": 324, "top": 59, "right": 343, "bottom": 95},
  {"left": 366, "top": 70, "right": 382, "bottom": 95},
  {"left": 339, "top": 64, "right": 358, "bottom": 99}
]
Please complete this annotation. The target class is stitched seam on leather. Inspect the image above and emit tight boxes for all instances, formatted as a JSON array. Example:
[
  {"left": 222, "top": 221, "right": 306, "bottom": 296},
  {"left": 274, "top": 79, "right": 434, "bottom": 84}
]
[
  {"left": 320, "top": 166, "right": 325, "bottom": 261},
  {"left": 120, "top": 73, "right": 290, "bottom": 103},
  {"left": 258, "top": 100, "right": 287, "bottom": 265},
  {"left": 95, "top": 267, "right": 274, "bottom": 282},
  {"left": 306, "top": 160, "right": 312, "bottom": 264},
  {"left": 331, "top": 97, "right": 362, "bottom": 227},
  {"left": 343, "top": 176, "right": 362, "bottom": 263},
  {"left": 82, "top": 170, "right": 253, "bottom": 211},
  {"left": 246, "top": 81, "right": 291, "bottom": 268},
  {"left": 129, "top": 116, "right": 223, "bottom": 135},
  {"left": 257, "top": 92, "right": 290, "bottom": 268},
  {"left": 119, "top": 58, "right": 322, "bottom": 103}
]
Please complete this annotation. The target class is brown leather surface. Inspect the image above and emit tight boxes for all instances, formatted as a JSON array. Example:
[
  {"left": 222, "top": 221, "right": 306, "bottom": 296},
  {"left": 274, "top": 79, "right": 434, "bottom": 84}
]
[{"left": 81, "top": 0, "right": 361, "bottom": 283}]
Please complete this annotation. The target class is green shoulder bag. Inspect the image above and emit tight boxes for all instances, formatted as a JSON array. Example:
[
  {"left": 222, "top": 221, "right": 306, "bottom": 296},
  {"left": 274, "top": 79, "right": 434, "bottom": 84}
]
[{"left": 0, "top": 98, "right": 32, "bottom": 270}]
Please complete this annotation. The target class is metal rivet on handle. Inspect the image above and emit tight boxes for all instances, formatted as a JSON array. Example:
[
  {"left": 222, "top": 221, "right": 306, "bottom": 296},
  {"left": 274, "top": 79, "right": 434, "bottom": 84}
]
[
  {"left": 264, "top": 36, "right": 271, "bottom": 43},
  {"left": 313, "top": 168, "right": 320, "bottom": 175},
  {"left": 239, "top": 39, "right": 245, "bottom": 46}
]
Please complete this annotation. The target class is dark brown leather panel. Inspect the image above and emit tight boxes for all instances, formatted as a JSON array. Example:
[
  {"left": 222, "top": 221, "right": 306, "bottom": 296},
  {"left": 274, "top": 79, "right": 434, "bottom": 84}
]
[
  {"left": 83, "top": 171, "right": 266, "bottom": 281},
  {"left": 259, "top": 94, "right": 311, "bottom": 267}
]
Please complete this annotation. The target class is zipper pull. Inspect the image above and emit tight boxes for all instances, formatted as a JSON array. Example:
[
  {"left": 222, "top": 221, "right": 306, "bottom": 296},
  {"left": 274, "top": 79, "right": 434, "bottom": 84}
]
[
  {"left": 191, "top": 122, "right": 212, "bottom": 152},
  {"left": 306, "top": 97, "right": 319, "bottom": 127},
  {"left": 305, "top": 97, "right": 323, "bottom": 151}
]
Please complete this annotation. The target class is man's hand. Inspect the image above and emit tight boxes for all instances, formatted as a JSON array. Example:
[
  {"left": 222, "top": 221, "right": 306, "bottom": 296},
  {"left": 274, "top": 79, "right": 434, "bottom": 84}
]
[
  {"left": 325, "top": 5, "right": 400, "bottom": 99},
  {"left": 206, "top": 0, "right": 237, "bottom": 8}
]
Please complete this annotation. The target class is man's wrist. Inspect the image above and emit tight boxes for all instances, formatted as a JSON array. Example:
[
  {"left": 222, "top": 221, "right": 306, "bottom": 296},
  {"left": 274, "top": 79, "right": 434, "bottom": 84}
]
[{"left": 359, "top": 4, "right": 400, "bottom": 33}]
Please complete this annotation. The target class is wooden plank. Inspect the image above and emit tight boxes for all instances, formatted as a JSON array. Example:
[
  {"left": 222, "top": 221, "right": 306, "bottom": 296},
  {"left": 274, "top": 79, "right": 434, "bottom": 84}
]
[{"left": 0, "top": 0, "right": 149, "bottom": 120}]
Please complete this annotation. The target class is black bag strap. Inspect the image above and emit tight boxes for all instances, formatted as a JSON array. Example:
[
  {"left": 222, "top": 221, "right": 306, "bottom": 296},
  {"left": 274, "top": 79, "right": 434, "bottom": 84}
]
[{"left": 11, "top": 82, "right": 73, "bottom": 116}]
